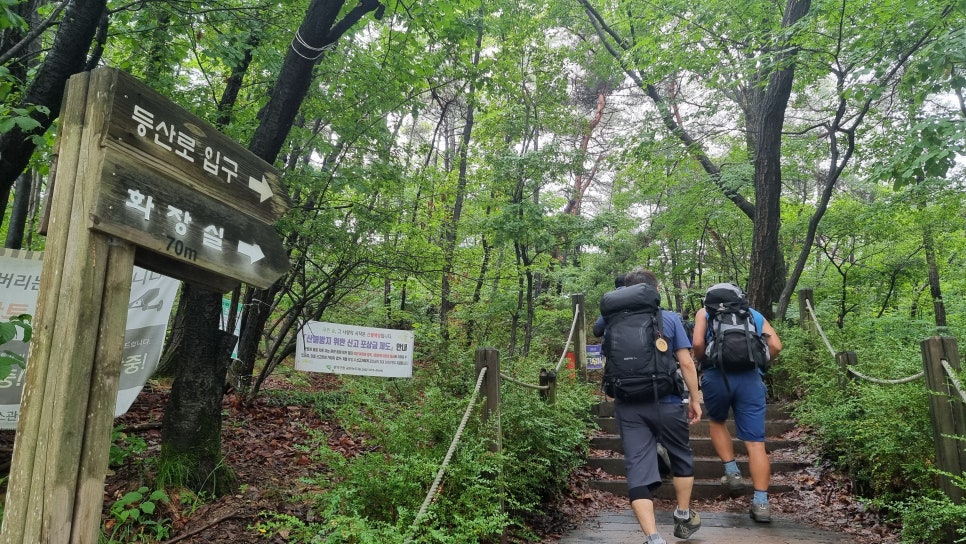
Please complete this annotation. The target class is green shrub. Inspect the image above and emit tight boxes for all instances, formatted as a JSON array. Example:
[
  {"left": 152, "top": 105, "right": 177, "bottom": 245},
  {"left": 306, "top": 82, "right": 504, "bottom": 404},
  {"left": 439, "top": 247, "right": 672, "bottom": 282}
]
[
  {"left": 891, "top": 489, "right": 966, "bottom": 543},
  {"left": 256, "top": 350, "right": 597, "bottom": 543},
  {"left": 779, "top": 312, "right": 966, "bottom": 538},
  {"left": 101, "top": 486, "right": 171, "bottom": 544},
  {"left": 0, "top": 314, "right": 31, "bottom": 381}
]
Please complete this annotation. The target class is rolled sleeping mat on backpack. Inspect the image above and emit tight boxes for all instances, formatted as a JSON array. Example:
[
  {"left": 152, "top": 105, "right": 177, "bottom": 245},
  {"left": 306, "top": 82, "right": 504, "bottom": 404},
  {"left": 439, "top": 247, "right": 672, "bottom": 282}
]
[{"left": 600, "top": 283, "right": 661, "bottom": 317}]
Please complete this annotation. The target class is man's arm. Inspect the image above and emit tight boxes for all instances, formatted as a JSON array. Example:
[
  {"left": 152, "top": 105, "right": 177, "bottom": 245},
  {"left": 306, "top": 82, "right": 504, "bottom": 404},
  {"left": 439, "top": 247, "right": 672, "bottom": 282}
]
[
  {"left": 762, "top": 318, "right": 782, "bottom": 358},
  {"left": 674, "top": 347, "right": 702, "bottom": 424},
  {"left": 691, "top": 310, "right": 708, "bottom": 362}
]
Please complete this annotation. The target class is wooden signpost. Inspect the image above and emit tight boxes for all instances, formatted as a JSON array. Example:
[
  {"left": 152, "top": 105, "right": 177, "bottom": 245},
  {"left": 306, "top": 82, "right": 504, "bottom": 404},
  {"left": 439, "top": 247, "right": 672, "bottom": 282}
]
[{"left": 0, "top": 67, "right": 290, "bottom": 543}]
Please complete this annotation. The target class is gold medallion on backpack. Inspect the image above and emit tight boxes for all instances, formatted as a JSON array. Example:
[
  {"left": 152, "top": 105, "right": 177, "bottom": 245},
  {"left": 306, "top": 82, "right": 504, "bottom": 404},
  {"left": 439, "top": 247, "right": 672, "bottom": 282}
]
[{"left": 655, "top": 337, "right": 668, "bottom": 352}]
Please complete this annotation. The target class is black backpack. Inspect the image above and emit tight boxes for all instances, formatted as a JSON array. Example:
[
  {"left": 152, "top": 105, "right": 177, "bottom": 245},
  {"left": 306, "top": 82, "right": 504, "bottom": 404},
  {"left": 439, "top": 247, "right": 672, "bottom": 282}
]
[
  {"left": 600, "top": 283, "right": 680, "bottom": 402},
  {"left": 703, "top": 283, "right": 769, "bottom": 373}
]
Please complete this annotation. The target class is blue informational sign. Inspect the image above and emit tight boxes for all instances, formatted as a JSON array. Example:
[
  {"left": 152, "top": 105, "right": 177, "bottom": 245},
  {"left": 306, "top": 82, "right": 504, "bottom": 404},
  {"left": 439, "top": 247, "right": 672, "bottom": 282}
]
[{"left": 587, "top": 344, "right": 603, "bottom": 370}]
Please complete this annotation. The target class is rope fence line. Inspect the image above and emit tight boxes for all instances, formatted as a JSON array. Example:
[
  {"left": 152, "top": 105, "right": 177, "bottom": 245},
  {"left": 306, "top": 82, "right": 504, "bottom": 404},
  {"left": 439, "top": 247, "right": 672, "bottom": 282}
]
[
  {"left": 554, "top": 305, "right": 580, "bottom": 374},
  {"left": 845, "top": 367, "right": 925, "bottom": 384},
  {"left": 942, "top": 359, "right": 966, "bottom": 403},
  {"left": 500, "top": 373, "right": 549, "bottom": 391},
  {"left": 805, "top": 298, "right": 925, "bottom": 384},
  {"left": 406, "top": 297, "right": 584, "bottom": 539},
  {"left": 497, "top": 303, "right": 581, "bottom": 391},
  {"left": 402, "top": 365, "right": 488, "bottom": 544},
  {"left": 805, "top": 299, "right": 836, "bottom": 358}
]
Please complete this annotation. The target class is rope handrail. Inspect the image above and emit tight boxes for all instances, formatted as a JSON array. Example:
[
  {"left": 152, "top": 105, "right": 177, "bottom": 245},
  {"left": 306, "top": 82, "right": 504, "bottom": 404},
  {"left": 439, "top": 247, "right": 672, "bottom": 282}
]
[
  {"left": 500, "top": 372, "right": 549, "bottom": 391},
  {"left": 941, "top": 359, "right": 966, "bottom": 403},
  {"left": 554, "top": 305, "right": 581, "bottom": 374},
  {"left": 402, "top": 366, "right": 488, "bottom": 544},
  {"left": 805, "top": 299, "right": 836, "bottom": 358},
  {"left": 806, "top": 299, "right": 924, "bottom": 385},
  {"left": 845, "top": 367, "right": 924, "bottom": 384}
]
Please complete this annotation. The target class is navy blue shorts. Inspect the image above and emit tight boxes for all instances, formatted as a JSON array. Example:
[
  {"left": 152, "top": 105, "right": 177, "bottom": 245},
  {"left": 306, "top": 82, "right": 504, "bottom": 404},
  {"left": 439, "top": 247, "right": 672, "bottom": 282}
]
[
  {"left": 701, "top": 368, "right": 767, "bottom": 442},
  {"left": 614, "top": 398, "right": 695, "bottom": 494}
]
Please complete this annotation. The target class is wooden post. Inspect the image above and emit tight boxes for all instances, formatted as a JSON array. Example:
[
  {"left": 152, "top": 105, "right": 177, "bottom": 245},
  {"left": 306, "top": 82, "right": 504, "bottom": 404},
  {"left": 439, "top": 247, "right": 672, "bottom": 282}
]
[
  {"left": 473, "top": 348, "right": 505, "bottom": 543},
  {"left": 474, "top": 348, "right": 501, "bottom": 450},
  {"left": 798, "top": 288, "right": 814, "bottom": 331},
  {"left": 835, "top": 351, "right": 858, "bottom": 389},
  {"left": 1, "top": 71, "right": 136, "bottom": 544},
  {"left": 572, "top": 293, "right": 587, "bottom": 382},
  {"left": 920, "top": 337, "right": 965, "bottom": 505},
  {"left": 539, "top": 369, "right": 557, "bottom": 404},
  {"left": 3, "top": 67, "right": 291, "bottom": 544}
]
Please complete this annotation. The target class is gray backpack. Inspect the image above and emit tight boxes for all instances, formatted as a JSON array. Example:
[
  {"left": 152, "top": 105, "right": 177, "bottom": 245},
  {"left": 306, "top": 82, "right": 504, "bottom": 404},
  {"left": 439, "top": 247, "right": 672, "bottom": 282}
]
[{"left": 703, "top": 283, "right": 769, "bottom": 373}]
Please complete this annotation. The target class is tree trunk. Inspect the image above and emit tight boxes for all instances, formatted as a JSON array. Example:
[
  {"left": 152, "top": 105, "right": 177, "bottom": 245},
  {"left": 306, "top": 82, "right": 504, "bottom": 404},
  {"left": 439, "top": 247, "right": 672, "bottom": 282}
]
[
  {"left": 922, "top": 218, "right": 947, "bottom": 328},
  {"left": 161, "top": 0, "right": 382, "bottom": 492},
  {"left": 745, "top": 0, "right": 811, "bottom": 317},
  {"left": 159, "top": 284, "right": 238, "bottom": 495},
  {"left": 439, "top": 11, "right": 483, "bottom": 343},
  {"left": 232, "top": 0, "right": 382, "bottom": 378},
  {"left": 3, "top": 173, "right": 30, "bottom": 248},
  {"left": 0, "top": 0, "right": 106, "bottom": 224}
]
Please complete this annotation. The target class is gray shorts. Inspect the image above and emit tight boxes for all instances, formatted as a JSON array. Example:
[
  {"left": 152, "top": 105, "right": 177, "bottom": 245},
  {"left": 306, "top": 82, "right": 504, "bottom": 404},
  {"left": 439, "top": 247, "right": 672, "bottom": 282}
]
[{"left": 614, "top": 399, "right": 695, "bottom": 494}]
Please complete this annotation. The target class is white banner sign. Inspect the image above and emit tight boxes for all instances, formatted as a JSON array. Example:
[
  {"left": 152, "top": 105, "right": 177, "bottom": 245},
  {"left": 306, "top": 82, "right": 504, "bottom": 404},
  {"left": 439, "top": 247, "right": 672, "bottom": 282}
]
[
  {"left": 296, "top": 321, "right": 413, "bottom": 378},
  {"left": 0, "top": 250, "right": 178, "bottom": 429}
]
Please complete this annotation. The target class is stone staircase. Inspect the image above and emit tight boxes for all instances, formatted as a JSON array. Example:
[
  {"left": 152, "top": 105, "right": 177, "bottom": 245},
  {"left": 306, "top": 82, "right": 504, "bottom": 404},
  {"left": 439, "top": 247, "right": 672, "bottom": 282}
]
[{"left": 587, "top": 400, "right": 806, "bottom": 499}]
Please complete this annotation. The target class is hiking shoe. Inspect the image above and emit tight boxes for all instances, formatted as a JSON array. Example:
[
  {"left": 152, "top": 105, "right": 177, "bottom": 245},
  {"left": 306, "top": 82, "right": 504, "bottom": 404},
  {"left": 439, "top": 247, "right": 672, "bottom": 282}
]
[
  {"left": 672, "top": 509, "right": 701, "bottom": 539},
  {"left": 749, "top": 502, "right": 772, "bottom": 523},
  {"left": 720, "top": 472, "right": 745, "bottom": 496}
]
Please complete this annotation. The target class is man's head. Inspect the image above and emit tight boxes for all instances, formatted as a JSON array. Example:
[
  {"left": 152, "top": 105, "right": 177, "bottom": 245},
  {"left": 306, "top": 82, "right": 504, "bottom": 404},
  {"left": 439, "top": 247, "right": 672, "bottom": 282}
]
[
  {"left": 614, "top": 274, "right": 626, "bottom": 289},
  {"left": 624, "top": 267, "right": 658, "bottom": 288}
]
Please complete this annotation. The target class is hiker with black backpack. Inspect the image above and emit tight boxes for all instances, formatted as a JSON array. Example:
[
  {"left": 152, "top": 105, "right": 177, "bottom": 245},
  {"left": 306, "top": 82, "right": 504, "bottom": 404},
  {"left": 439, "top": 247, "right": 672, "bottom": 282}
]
[
  {"left": 691, "top": 283, "right": 783, "bottom": 523},
  {"left": 598, "top": 268, "right": 702, "bottom": 543}
]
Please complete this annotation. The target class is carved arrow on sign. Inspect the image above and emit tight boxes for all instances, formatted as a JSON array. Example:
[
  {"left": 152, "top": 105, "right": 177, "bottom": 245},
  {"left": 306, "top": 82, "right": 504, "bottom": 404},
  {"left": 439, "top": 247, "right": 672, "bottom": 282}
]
[
  {"left": 248, "top": 174, "right": 274, "bottom": 203},
  {"left": 238, "top": 240, "right": 265, "bottom": 264}
]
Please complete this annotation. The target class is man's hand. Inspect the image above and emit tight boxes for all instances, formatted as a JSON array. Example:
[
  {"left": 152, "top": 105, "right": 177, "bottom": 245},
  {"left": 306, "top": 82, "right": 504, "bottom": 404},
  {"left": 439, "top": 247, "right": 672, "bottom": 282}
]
[{"left": 688, "top": 402, "right": 702, "bottom": 425}]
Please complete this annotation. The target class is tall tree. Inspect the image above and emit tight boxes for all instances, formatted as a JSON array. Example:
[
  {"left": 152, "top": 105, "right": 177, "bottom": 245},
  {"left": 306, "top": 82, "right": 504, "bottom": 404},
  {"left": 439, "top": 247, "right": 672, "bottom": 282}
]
[
  {"left": 162, "top": 0, "right": 384, "bottom": 493},
  {"left": 576, "top": 0, "right": 811, "bottom": 316},
  {"left": 0, "top": 0, "right": 106, "bottom": 234}
]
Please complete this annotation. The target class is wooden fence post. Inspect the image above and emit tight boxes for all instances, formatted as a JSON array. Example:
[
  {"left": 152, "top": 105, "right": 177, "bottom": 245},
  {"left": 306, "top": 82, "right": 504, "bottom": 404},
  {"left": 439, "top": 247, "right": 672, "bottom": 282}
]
[
  {"left": 920, "top": 336, "right": 965, "bottom": 505},
  {"left": 572, "top": 294, "right": 586, "bottom": 382},
  {"left": 474, "top": 348, "right": 501, "bottom": 446},
  {"left": 473, "top": 348, "right": 506, "bottom": 543},
  {"left": 798, "top": 288, "right": 814, "bottom": 331},
  {"left": 539, "top": 369, "right": 557, "bottom": 403},
  {"left": 835, "top": 351, "right": 858, "bottom": 389}
]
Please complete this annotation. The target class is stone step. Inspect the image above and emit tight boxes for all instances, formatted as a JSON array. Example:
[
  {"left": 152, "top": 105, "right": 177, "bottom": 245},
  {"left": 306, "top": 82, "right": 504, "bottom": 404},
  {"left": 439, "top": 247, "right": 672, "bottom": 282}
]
[
  {"left": 586, "top": 402, "right": 805, "bottom": 501},
  {"left": 587, "top": 477, "right": 797, "bottom": 501},
  {"left": 586, "top": 456, "right": 808, "bottom": 479},
  {"left": 593, "top": 401, "right": 793, "bottom": 420},
  {"left": 591, "top": 435, "right": 800, "bottom": 457},
  {"left": 594, "top": 417, "right": 797, "bottom": 437}
]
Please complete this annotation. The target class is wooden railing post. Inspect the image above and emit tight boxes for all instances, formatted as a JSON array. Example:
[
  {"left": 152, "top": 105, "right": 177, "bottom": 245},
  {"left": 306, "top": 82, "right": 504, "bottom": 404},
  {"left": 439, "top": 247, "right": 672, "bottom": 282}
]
[
  {"left": 835, "top": 351, "right": 858, "bottom": 389},
  {"left": 798, "top": 288, "right": 814, "bottom": 331},
  {"left": 473, "top": 348, "right": 506, "bottom": 543},
  {"left": 474, "top": 348, "right": 501, "bottom": 444},
  {"left": 539, "top": 369, "right": 557, "bottom": 403},
  {"left": 920, "top": 336, "right": 965, "bottom": 505},
  {"left": 572, "top": 293, "right": 587, "bottom": 382}
]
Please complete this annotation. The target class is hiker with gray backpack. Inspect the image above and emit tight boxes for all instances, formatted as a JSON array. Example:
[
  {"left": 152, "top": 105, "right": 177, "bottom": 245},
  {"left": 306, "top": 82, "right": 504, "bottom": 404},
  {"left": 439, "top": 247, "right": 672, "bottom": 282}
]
[{"left": 691, "top": 283, "right": 783, "bottom": 523}]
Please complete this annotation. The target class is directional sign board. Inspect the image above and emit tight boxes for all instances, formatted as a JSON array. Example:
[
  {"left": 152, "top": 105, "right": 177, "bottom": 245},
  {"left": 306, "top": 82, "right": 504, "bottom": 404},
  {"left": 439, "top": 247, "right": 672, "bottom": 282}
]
[
  {"left": 105, "top": 69, "right": 288, "bottom": 224},
  {"left": 84, "top": 67, "right": 290, "bottom": 290},
  {"left": 92, "top": 151, "right": 289, "bottom": 289}
]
